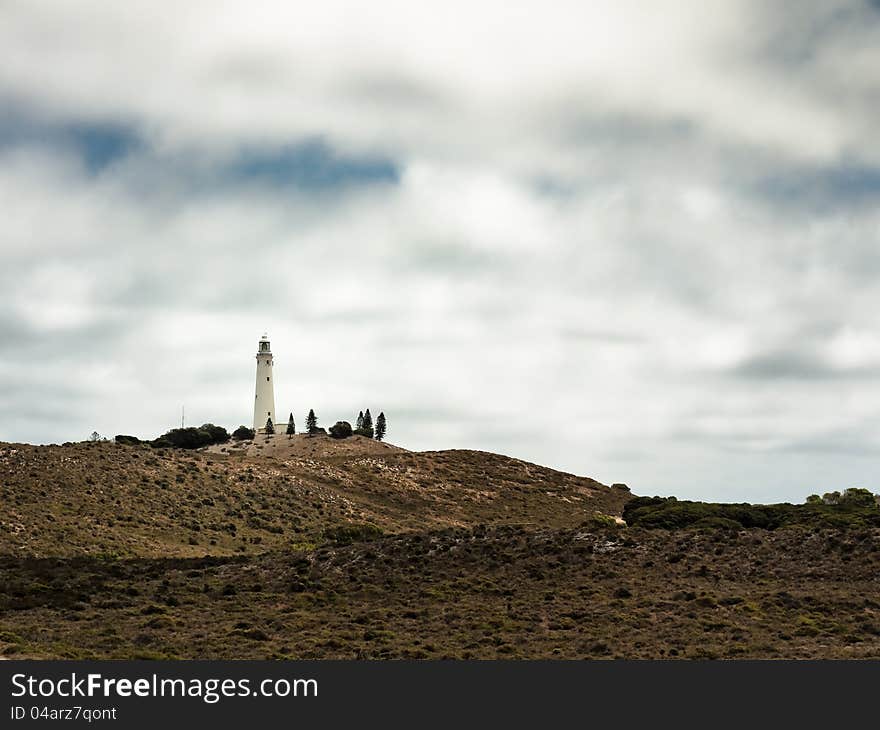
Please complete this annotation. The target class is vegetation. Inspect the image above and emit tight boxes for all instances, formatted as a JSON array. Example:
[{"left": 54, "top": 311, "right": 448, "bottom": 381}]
[
  {"left": 807, "top": 488, "right": 878, "bottom": 508},
  {"left": 265, "top": 418, "right": 275, "bottom": 436},
  {"left": 355, "top": 408, "right": 374, "bottom": 438},
  {"left": 3, "top": 440, "right": 880, "bottom": 659},
  {"left": 321, "top": 523, "right": 383, "bottom": 545},
  {"left": 623, "top": 490, "right": 880, "bottom": 530},
  {"left": 286, "top": 413, "right": 295, "bottom": 437},
  {"left": 114, "top": 435, "right": 141, "bottom": 445},
  {"left": 3, "top": 523, "right": 879, "bottom": 659},
  {"left": 329, "top": 421, "right": 353, "bottom": 439},
  {"left": 306, "top": 409, "right": 318, "bottom": 435},
  {"left": 151, "top": 424, "right": 230, "bottom": 450},
  {"left": 232, "top": 426, "right": 255, "bottom": 441},
  {"left": 375, "top": 412, "right": 387, "bottom": 441},
  {"left": 0, "top": 442, "right": 624, "bottom": 559}
]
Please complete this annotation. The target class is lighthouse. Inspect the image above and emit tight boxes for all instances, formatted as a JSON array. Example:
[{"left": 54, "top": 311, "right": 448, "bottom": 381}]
[{"left": 253, "top": 333, "right": 276, "bottom": 431}]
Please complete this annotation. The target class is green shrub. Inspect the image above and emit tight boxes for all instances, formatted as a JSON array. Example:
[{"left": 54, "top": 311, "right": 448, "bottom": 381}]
[
  {"left": 321, "top": 524, "right": 383, "bottom": 546},
  {"left": 588, "top": 513, "right": 621, "bottom": 528},
  {"left": 150, "top": 424, "right": 229, "bottom": 449},
  {"left": 839, "top": 488, "right": 877, "bottom": 508},
  {"left": 232, "top": 426, "right": 255, "bottom": 441},
  {"left": 329, "top": 421, "right": 353, "bottom": 439},
  {"left": 200, "top": 424, "right": 230, "bottom": 443},
  {"left": 694, "top": 516, "right": 743, "bottom": 530},
  {"left": 625, "top": 492, "right": 880, "bottom": 531},
  {"left": 114, "top": 435, "right": 141, "bottom": 445}
]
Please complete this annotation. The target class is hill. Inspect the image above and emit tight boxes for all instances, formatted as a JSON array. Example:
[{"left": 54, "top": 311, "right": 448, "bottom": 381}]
[
  {"left": 0, "top": 436, "right": 628, "bottom": 558},
  {"left": 2, "top": 436, "right": 879, "bottom": 660}
]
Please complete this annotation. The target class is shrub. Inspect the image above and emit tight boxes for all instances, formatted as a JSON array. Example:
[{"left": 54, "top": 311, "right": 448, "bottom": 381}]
[
  {"left": 588, "top": 513, "right": 621, "bottom": 528},
  {"left": 200, "top": 424, "right": 230, "bottom": 443},
  {"left": 321, "top": 523, "right": 383, "bottom": 546},
  {"left": 839, "top": 488, "right": 877, "bottom": 508},
  {"left": 625, "top": 493, "right": 880, "bottom": 531},
  {"left": 232, "top": 426, "right": 255, "bottom": 441},
  {"left": 694, "top": 516, "right": 743, "bottom": 530},
  {"left": 150, "top": 425, "right": 228, "bottom": 450},
  {"left": 114, "top": 435, "right": 141, "bottom": 445},
  {"left": 329, "top": 421, "right": 353, "bottom": 439}
]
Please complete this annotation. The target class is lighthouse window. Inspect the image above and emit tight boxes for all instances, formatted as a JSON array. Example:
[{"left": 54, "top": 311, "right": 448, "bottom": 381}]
[{"left": 267, "top": 377, "right": 270, "bottom": 381}]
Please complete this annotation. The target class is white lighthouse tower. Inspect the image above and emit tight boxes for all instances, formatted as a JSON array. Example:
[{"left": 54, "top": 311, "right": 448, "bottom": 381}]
[{"left": 253, "top": 333, "right": 276, "bottom": 431}]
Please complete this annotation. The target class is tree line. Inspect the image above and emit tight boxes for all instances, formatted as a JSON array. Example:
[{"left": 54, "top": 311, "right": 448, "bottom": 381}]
[
  {"left": 237, "top": 408, "right": 387, "bottom": 442},
  {"left": 110, "top": 409, "right": 389, "bottom": 449}
]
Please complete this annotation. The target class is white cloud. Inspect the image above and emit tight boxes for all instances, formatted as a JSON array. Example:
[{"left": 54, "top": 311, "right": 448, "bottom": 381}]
[{"left": 1, "top": 1, "right": 879, "bottom": 501}]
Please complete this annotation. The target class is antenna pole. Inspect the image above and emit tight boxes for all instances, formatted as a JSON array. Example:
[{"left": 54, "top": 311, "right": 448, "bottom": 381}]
[{"left": 181, "top": 405, "right": 185, "bottom": 428}]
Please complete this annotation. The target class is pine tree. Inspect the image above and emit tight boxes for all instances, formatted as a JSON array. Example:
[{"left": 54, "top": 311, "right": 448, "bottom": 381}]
[
  {"left": 356, "top": 411, "right": 364, "bottom": 430},
  {"left": 306, "top": 409, "right": 318, "bottom": 434},
  {"left": 265, "top": 417, "right": 275, "bottom": 435},
  {"left": 286, "top": 413, "right": 295, "bottom": 437},
  {"left": 375, "top": 412, "right": 387, "bottom": 441},
  {"left": 355, "top": 408, "right": 374, "bottom": 438}
]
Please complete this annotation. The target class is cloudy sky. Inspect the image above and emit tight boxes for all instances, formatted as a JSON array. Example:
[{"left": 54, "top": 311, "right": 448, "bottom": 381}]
[{"left": 2, "top": 1, "right": 879, "bottom": 501}]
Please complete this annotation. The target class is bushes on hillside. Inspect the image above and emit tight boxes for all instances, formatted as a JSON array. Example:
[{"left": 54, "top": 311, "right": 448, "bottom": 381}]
[
  {"left": 321, "top": 523, "right": 383, "bottom": 546},
  {"left": 807, "top": 488, "right": 878, "bottom": 508},
  {"left": 114, "top": 435, "right": 141, "bottom": 445},
  {"left": 151, "top": 424, "right": 230, "bottom": 450},
  {"left": 232, "top": 426, "right": 255, "bottom": 441},
  {"left": 623, "top": 492, "right": 880, "bottom": 531},
  {"left": 200, "top": 424, "right": 230, "bottom": 443},
  {"left": 329, "top": 421, "right": 353, "bottom": 439}
]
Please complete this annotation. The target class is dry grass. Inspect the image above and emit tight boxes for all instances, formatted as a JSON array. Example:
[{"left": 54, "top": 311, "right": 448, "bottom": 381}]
[{"left": 3, "top": 439, "right": 876, "bottom": 659}]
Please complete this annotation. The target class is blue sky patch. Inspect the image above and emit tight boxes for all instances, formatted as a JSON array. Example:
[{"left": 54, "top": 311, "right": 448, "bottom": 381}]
[
  {"left": 754, "top": 163, "right": 880, "bottom": 211},
  {"left": 226, "top": 141, "right": 399, "bottom": 189}
]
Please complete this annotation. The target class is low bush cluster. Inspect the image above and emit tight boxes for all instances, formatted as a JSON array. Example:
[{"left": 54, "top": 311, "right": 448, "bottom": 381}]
[
  {"left": 623, "top": 490, "right": 880, "bottom": 531},
  {"left": 232, "top": 426, "right": 255, "bottom": 441},
  {"left": 151, "top": 424, "right": 230, "bottom": 450},
  {"left": 321, "top": 523, "right": 383, "bottom": 546},
  {"left": 329, "top": 421, "right": 353, "bottom": 439}
]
